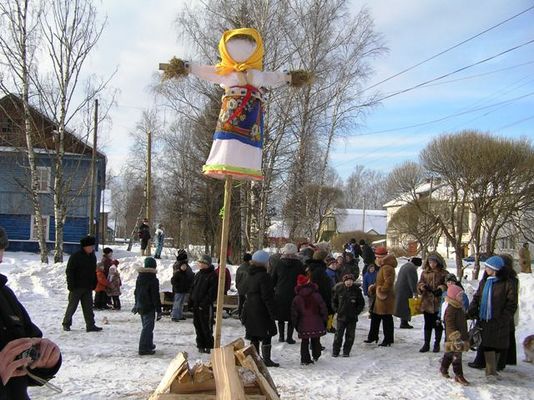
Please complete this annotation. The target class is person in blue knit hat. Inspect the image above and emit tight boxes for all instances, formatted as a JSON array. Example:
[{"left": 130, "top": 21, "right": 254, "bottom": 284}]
[
  {"left": 467, "top": 255, "right": 518, "bottom": 380},
  {"left": 241, "top": 250, "right": 280, "bottom": 367}
]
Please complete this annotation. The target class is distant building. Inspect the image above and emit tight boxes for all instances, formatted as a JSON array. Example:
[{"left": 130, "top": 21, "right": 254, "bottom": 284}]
[
  {"left": 383, "top": 180, "right": 528, "bottom": 259},
  {"left": 318, "top": 208, "right": 387, "bottom": 242},
  {"left": 0, "top": 94, "right": 106, "bottom": 253}
]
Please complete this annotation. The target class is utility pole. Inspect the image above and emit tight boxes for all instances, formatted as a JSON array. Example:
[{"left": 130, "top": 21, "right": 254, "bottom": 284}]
[
  {"left": 145, "top": 128, "right": 152, "bottom": 253},
  {"left": 362, "top": 196, "right": 366, "bottom": 233},
  {"left": 89, "top": 99, "right": 98, "bottom": 236}
]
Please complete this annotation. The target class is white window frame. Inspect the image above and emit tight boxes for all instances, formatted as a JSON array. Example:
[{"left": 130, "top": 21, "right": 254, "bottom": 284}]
[
  {"left": 30, "top": 215, "right": 50, "bottom": 241},
  {"left": 36, "top": 166, "right": 51, "bottom": 193}
]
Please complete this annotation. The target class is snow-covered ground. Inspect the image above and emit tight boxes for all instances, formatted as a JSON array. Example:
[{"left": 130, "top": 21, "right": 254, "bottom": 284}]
[{"left": 1, "top": 247, "right": 533, "bottom": 400}]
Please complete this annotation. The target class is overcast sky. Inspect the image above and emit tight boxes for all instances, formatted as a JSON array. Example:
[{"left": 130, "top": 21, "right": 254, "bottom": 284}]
[{"left": 87, "top": 0, "right": 534, "bottom": 179}]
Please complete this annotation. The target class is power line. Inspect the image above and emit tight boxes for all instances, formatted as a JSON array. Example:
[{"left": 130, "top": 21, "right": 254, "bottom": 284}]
[
  {"left": 392, "top": 60, "right": 534, "bottom": 89},
  {"left": 349, "top": 90, "right": 534, "bottom": 137},
  {"left": 362, "top": 5, "right": 534, "bottom": 92},
  {"left": 361, "top": 39, "right": 534, "bottom": 107}
]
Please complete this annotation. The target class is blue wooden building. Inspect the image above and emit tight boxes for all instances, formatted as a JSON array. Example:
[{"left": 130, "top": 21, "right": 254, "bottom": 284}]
[{"left": 0, "top": 94, "right": 106, "bottom": 254}]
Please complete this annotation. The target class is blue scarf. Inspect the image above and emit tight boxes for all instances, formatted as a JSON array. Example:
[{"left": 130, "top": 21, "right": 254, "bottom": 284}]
[{"left": 479, "top": 276, "right": 498, "bottom": 321}]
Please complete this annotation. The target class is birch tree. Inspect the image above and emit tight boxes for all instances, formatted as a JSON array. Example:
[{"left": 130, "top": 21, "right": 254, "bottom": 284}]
[
  {"left": 0, "top": 0, "right": 49, "bottom": 263},
  {"left": 37, "top": 0, "right": 107, "bottom": 262}
]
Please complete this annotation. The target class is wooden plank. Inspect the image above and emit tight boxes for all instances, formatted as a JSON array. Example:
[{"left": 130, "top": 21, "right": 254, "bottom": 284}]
[
  {"left": 149, "top": 352, "right": 189, "bottom": 400},
  {"left": 154, "top": 395, "right": 266, "bottom": 400},
  {"left": 170, "top": 380, "right": 260, "bottom": 395},
  {"left": 177, "top": 367, "right": 193, "bottom": 384},
  {"left": 223, "top": 337, "right": 244, "bottom": 351},
  {"left": 240, "top": 356, "right": 279, "bottom": 400},
  {"left": 235, "top": 345, "right": 277, "bottom": 395},
  {"left": 170, "top": 380, "right": 215, "bottom": 394},
  {"left": 159, "top": 63, "right": 169, "bottom": 71},
  {"left": 192, "top": 363, "right": 213, "bottom": 384},
  {"left": 212, "top": 346, "right": 246, "bottom": 400}
]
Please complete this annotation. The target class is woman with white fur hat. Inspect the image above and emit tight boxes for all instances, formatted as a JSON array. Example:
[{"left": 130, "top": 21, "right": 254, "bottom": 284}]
[
  {"left": 241, "top": 250, "right": 279, "bottom": 367},
  {"left": 270, "top": 243, "right": 305, "bottom": 344}
]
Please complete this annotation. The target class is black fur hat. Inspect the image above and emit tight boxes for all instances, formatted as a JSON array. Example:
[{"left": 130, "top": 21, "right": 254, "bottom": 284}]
[
  {"left": 80, "top": 235, "right": 96, "bottom": 247},
  {"left": 0, "top": 227, "right": 9, "bottom": 250},
  {"left": 176, "top": 249, "right": 188, "bottom": 261}
]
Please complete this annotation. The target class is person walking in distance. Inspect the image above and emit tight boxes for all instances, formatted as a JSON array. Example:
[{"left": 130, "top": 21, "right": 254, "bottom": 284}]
[
  {"left": 138, "top": 219, "right": 151, "bottom": 256},
  {"left": 62, "top": 235, "right": 102, "bottom": 332}
]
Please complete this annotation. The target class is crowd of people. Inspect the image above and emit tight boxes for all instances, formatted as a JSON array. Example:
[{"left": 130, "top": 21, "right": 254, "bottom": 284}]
[{"left": 0, "top": 223, "right": 527, "bottom": 397}]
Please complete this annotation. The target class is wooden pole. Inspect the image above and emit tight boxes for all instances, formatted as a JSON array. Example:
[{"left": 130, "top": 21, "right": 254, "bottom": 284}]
[
  {"left": 88, "top": 99, "right": 98, "bottom": 235},
  {"left": 146, "top": 129, "right": 152, "bottom": 253},
  {"left": 214, "top": 175, "right": 233, "bottom": 348}
]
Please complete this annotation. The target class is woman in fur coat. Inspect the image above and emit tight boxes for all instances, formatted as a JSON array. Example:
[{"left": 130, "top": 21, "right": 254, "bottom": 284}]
[
  {"left": 270, "top": 243, "right": 305, "bottom": 344},
  {"left": 467, "top": 256, "right": 517, "bottom": 380},
  {"left": 417, "top": 252, "right": 448, "bottom": 353},
  {"left": 365, "top": 254, "right": 397, "bottom": 346},
  {"left": 241, "top": 250, "right": 279, "bottom": 367}
]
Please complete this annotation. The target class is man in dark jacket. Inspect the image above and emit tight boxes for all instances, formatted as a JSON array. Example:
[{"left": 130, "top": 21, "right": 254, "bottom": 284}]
[
  {"left": 0, "top": 227, "right": 62, "bottom": 399},
  {"left": 138, "top": 219, "right": 151, "bottom": 256},
  {"left": 236, "top": 253, "right": 252, "bottom": 318},
  {"left": 361, "top": 240, "right": 376, "bottom": 274},
  {"left": 62, "top": 236, "right": 102, "bottom": 332},
  {"left": 189, "top": 255, "right": 218, "bottom": 354},
  {"left": 337, "top": 252, "right": 360, "bottom": 281},
  {"left": 134, "top": 257, "right": 162, "bottom": 355},
  {"left": 170, "top": 250, "right": 194, "bottom": 322},
  {"left": 332, "top": 274, "right": 365, "bottom": 357}
]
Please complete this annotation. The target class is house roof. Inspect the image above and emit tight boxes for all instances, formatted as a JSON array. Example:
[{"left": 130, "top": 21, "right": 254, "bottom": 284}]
[
  {"left": 383, "top": 181, "right": 449, "bottom": 208},
  {"left": 0, "top": 94, "right": 106, "bottom": 160},
  {"left": 331, "top": 208, "right": 387, "bottom": 235}
]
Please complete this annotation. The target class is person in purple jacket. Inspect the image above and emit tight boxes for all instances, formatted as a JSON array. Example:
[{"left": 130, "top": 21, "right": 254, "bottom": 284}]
[{"left": 291, "top": 274, "right": 328, "bottom": 365}]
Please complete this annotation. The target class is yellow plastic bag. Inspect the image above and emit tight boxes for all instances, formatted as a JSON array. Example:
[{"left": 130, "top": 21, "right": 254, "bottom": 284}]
[
  {"left": 409, "top": 296, "right": 422, "bottom": 316},
  {"left": 326, "top": 314, "right": 335, "bottom": 332}
]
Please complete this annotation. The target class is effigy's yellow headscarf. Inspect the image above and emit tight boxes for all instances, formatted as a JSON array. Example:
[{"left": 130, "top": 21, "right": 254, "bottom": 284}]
[{"left": 216, "top": 28, "right": 264, "bottom": 75}]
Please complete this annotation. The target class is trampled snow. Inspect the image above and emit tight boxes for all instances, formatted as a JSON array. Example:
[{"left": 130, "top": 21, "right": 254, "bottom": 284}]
[{"left": 2, "top": 247, "right": 533, "bottom": 399}]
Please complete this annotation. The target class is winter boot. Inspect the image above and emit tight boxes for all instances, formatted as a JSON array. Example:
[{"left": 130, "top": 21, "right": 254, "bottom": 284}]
[
  {"left": 433, "top": 325, "right": 443, "bottom": 353},
  {"left": 400, "top": 320, "right": 413, "bottom": 329},
  {"left": 419, "top": 327, "right": 432, "bottom": 353},
  {"left": 452, "top": 358, "right": 469, "bottom": 385},
  {"left": 262, "top": 345, "right": 280, "bottom": 367},
  {"left": 300, "top": 341, "right": 313, "bottom": 365},
  {"left": 440, "top": 354, "right": 452, "bottom": 378},
  {"left": 286, "top": 323, "right": 296, "bottom": 344},
  {"left": 484, "top": 351, "right": 498, "bottom": 377},
  {"left": 278, "top": 321, "right": 285, "bottom": 343}
]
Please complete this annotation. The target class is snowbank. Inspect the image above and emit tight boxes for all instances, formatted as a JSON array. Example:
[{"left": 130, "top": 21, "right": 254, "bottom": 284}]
[{"left": 1, "top": 250, "right": 532, "bottom": 399}]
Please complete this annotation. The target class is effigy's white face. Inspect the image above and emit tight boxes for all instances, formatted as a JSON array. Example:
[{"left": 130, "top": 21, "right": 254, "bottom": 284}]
[{"left": 226, "top": 38, "right": 256, "bottom": 62}]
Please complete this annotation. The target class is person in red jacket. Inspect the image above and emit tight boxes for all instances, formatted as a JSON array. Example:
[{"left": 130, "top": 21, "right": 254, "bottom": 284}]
[
  {"left": 215, "top": 265, "right": 231, "bottom": 295},
  {"left": 94, "top": 263, "right": 109, "bottom": 310}
]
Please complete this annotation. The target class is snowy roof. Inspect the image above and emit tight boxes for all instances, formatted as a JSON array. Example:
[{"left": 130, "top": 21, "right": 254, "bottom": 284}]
[{"left": 332, "top": 208, "right": 387, "bottom": 235}]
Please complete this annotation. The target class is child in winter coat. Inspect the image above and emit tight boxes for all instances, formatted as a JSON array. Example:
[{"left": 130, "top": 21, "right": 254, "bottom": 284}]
[
  {"left": 325, "top": 257, "right": 338, "bottom": 287},
  {"left": 441, "top": 284, "right": 470, "bottom": 385},
  {"left": 106, "top": 265, "right": 122, "bottom": 310},
  {"left": 331, "top": 273, "right": 365, "bottom": 357},
  {"left": 291, "top": 274, "right": 328, "bottom": 365},
  {"left": 362, "top": 263, "right": 378, "bottom": 297},
  {"left": 94, "top": 263, "right": 109, "bottom": 310},
  {"left": 133, "top": 257, "right": 162, "bottom": 355}
]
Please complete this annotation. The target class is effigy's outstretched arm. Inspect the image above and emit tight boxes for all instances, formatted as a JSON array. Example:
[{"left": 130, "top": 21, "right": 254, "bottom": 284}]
[{"left": 161, "top": 57, "right": 234, "bottom": 85}]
